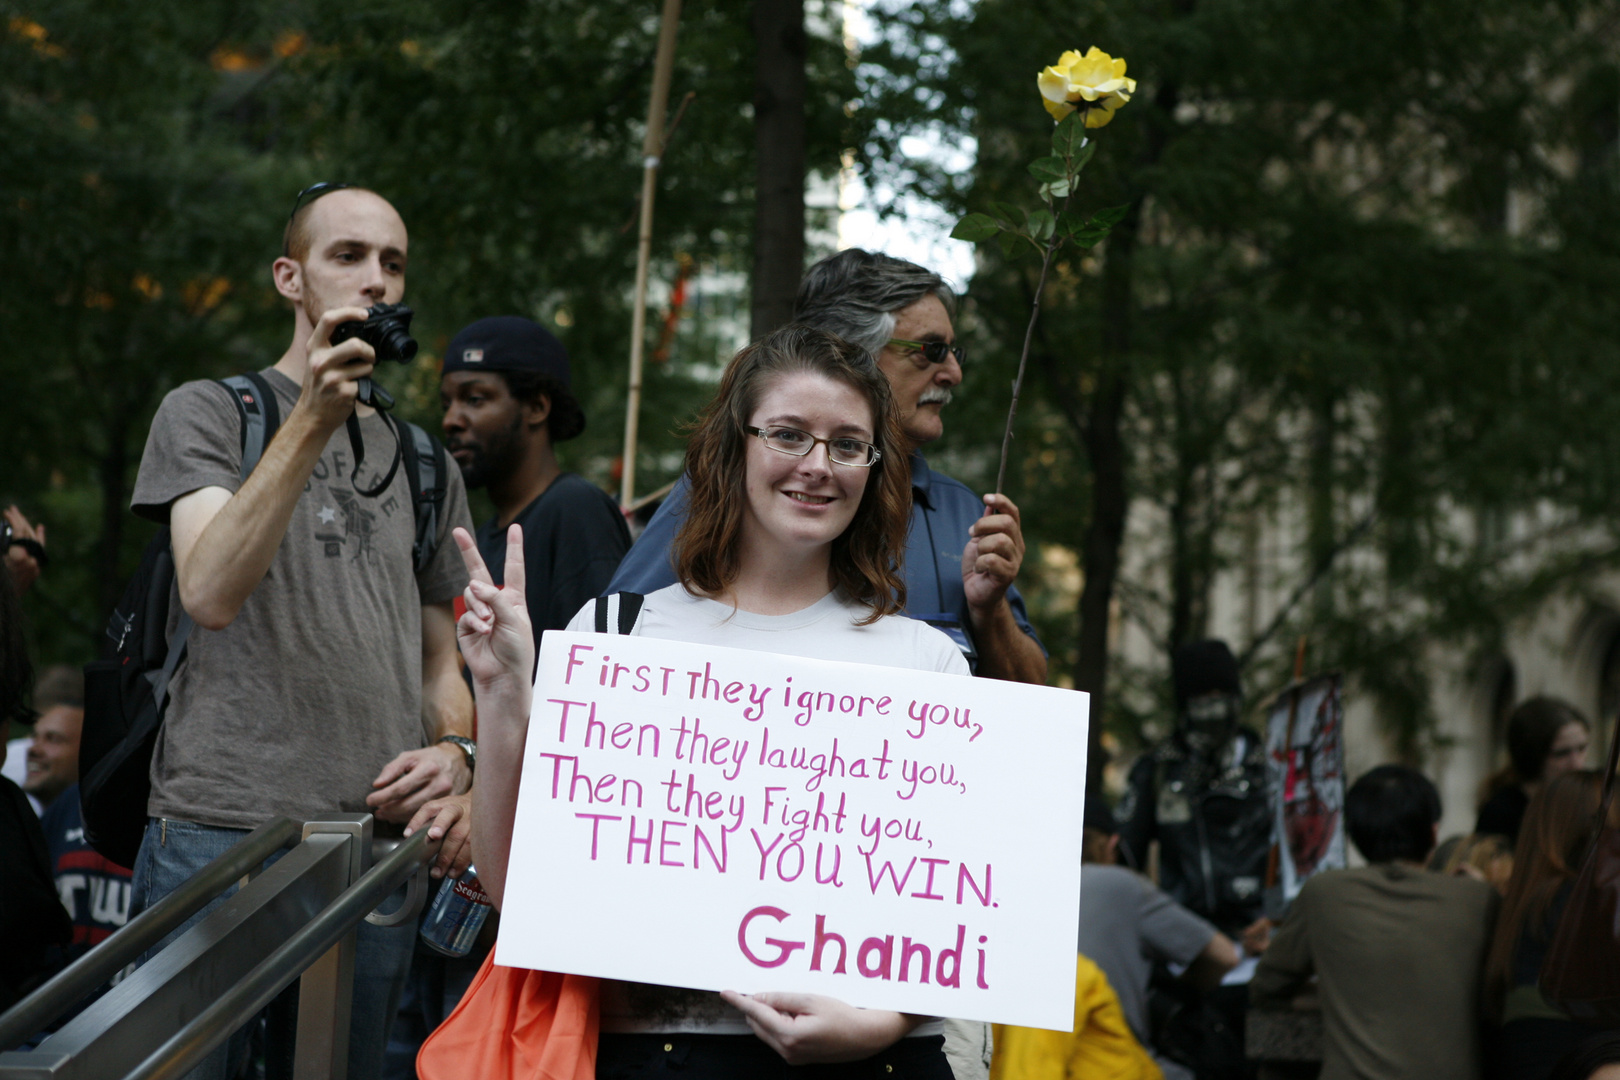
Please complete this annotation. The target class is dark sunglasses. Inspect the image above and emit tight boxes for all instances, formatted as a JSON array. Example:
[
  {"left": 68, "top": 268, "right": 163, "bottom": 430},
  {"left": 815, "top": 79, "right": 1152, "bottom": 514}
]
[
  {"left": 887, "top": 337, "right": 966, "bottom": 366},
  {"left": 283, "top": 181, "right": 354, "bottom": 253}
]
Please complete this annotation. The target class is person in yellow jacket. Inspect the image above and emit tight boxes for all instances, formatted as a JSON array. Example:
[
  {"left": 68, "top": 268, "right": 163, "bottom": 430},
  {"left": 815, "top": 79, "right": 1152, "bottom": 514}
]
[{"left": 991, "top": 953, "right": 1163, "bottom": 1080}]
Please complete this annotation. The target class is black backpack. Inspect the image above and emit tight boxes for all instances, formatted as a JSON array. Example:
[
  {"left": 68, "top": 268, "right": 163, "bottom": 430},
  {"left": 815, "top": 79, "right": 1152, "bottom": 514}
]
[{"left": 78, "top": 373, "right": 449, "bottom": 867}]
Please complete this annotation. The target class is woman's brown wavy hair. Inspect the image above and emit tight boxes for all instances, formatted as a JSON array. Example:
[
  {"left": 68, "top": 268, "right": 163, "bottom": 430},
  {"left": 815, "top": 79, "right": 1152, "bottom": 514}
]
[
  {"left": 1482, "top": 769, "right": 1613, "bottom": 1022},
  {"left": 673, "top": 324, "right": 911, "bottom": 624}
]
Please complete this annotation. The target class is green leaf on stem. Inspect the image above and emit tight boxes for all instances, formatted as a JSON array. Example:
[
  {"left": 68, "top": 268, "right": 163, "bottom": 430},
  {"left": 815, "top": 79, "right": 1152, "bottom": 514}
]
[
  {"left": 1040, "top": 180, "right": 1072, "bottom": 200},
  {"left": 1070, "top": 140, "right": 1098, "bottom": 176},
  {"left": 1027, "top": 208, "right": 1056, "bottom": 241},
  {"left": 991, "top": 200, "right": 1026, "bottom": 226},
  {"left": 1028, "top": 156, "right": 1067, "bottom": 183},
  {"left": 951, "top": 213, "right": 1002, "bottom": 242},
  {"left": 1053, "top": 111, "right": 1088, "bottom": 157},
  {"left": 1068, "top": 203, "right": 1132, "bottom": 248}
]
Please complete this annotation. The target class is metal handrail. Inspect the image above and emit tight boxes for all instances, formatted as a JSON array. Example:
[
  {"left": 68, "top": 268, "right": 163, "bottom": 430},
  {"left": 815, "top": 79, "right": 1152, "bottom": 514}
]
[
  {"left": 0, "top": 816, "right": 301, "bottom": 1052},
  {"left": 122, "top": 829, "right": 437, "bottom": 1080}
]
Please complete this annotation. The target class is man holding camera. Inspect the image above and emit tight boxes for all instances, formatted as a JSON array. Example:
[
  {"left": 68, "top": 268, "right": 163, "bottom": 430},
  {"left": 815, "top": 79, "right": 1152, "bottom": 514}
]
[{"left": 129, "top": 184, "right": 475, "bottom": 1080}]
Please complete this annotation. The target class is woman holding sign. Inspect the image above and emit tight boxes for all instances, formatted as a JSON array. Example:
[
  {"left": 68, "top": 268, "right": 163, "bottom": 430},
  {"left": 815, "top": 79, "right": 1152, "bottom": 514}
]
[{"left": 445, "top": 325, "right": 966, "bottom": 1079}]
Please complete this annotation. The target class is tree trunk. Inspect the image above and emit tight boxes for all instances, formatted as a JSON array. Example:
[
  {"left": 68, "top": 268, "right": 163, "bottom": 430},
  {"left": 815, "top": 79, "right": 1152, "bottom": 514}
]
[
  {"left": 1308, "top": 388, "right": 1336, "bottom": 623},
  {"left": 750, "top": 0, "right": 805, "bottom": 340},
  {"left": 1168, "top": 367, "right": 1195, "bottom": 650},
  {"left": 1075, "top": 63, "right": 1182, "bottom": 787},
  {"left": 1076, "top": 213, "right": 1138, "bottom": 788}
]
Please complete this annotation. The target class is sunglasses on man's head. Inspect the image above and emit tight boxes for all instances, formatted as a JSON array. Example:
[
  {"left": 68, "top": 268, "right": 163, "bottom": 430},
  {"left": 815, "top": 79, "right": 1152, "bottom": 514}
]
[
  {"left": 887, "top": 338, "right": 966, "bottom": 366},
  {"left": 283, "top": 181, "right": 355, "bottom": 253}
]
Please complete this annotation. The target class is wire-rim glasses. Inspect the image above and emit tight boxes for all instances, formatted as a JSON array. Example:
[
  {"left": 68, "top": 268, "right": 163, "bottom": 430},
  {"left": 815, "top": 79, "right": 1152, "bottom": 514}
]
[{"left": 745, "top": 426, "right": 881, "bottom": 468}]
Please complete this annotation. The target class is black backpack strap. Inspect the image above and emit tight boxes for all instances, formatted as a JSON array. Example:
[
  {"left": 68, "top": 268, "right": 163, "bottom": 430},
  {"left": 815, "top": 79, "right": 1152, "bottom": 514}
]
[
  {"left": 398, "top": 420, "right": 447, "bottom": 574},
  {"left": 149, "top": 609, "right": 193, "bottom": 711},
  {"left": 593, "top": 593, "right": 645, "bottom": 635},
  {"left": 219, "top": 373, "right": 280, "bottom": 481},
  {"left": 617, "top": 592, "right": 645, "bottom": 635}
]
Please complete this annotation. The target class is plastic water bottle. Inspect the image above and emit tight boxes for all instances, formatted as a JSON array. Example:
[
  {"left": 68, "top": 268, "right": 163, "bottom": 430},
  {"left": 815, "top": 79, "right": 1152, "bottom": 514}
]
[{"left": 419, "top": 865, "right": 493, "bottom": 957}]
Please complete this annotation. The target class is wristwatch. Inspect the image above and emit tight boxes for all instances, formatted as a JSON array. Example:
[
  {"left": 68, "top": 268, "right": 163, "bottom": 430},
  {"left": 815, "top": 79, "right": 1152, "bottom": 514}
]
[{"left": 436, "top": 734, "right": 477, "bottom": 775}]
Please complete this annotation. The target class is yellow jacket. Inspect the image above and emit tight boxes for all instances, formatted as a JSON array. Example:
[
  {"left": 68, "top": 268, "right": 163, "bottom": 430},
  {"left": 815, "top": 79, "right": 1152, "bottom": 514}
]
[{"left": 990, "top": 954, "right": 1163, "bottom": 1080}]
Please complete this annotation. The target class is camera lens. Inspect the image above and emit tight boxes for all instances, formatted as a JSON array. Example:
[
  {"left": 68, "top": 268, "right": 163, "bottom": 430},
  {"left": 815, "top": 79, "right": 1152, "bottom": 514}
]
[{"left": 384, "top": 328, "right": 418, "bottom": 362}]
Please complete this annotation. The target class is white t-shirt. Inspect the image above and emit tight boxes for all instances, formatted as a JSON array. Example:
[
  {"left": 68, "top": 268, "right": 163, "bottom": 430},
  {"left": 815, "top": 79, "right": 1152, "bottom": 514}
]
[
  {"left": 565, "top": 584, "right": 971, "bottom": 676},
  {"left": 564, "top": 584, "right": 968, "bottom": 1036}
]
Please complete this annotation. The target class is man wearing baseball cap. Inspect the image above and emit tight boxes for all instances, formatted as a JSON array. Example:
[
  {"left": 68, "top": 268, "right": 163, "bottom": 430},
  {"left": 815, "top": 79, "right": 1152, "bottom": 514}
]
[{"left": 440, "top": 316, "right": 630, "bottom": 659}]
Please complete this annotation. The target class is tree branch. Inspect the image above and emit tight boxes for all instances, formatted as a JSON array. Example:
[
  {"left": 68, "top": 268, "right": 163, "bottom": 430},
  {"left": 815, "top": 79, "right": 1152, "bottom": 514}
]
[{"left": 1238, "top": 506, "right": 1379, "bottom": 669}]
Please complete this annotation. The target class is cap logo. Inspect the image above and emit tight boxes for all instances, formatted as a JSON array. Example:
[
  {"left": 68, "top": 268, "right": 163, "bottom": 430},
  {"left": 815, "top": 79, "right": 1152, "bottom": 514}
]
[{"left": 463, "top": 348, "right": 484, "bottom": 363}]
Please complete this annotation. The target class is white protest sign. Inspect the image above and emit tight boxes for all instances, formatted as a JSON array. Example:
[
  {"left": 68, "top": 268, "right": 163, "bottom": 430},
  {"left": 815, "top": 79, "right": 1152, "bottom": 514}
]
[{"left": 496, "top": 631, "right": 1088, "bottom": 1031}]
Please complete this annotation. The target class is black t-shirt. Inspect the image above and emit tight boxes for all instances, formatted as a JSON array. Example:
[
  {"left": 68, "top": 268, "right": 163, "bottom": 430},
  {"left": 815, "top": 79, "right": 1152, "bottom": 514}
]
[
  {"left": 1476, "top": 785, "right": 1530, "bottom": 845},
  {"left": 0, "top": 775, "right": 71, "bottom": 1010},
  {"left": 474, "top": 473, "right": 632, "bottom": 667}
]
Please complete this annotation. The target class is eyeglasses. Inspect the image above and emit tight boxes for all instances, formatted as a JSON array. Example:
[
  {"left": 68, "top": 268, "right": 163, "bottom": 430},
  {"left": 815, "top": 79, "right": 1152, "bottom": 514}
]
[
  {"left": 283, "top": 181, "right": 354, "bottom": 253},
  {"left": 886, "top": 338, "right": 966, "bottom": 367},
  {"left": 745, "top": 426, "right": 881, "bottom": 468}
]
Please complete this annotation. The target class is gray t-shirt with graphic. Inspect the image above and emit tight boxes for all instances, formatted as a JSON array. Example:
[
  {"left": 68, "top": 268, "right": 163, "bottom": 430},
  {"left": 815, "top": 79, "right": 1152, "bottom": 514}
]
[
  {"left": 132, "top": 367, "right": 472, "bottom": 829},
  {"left": 1080, "top": 862, "right": 1216, "bottom": 1080}
]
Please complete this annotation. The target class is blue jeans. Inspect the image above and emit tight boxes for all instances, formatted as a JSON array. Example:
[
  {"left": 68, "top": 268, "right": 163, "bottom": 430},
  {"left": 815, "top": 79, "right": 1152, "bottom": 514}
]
[{"left": 130, "top": 818, "right": 415, "bottom": 1080}]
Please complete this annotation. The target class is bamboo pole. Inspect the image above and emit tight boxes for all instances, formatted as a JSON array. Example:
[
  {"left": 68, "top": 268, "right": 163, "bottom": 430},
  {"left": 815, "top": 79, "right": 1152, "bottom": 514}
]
[{"left": 620, "top": 0, "right": 684, "bottom": 509}]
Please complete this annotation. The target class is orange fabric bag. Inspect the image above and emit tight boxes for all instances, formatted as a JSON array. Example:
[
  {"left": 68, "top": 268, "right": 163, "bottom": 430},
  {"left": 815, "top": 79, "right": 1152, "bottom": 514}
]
[{"left": 417, "top": 951, "right": 600, "bottom": 1080}]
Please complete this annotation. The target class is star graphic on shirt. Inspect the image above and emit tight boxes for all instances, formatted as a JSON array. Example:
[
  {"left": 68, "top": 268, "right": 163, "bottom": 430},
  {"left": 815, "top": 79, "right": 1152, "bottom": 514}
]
[{"left": 318, "top": 506, "right": 337, "bottom": 525}]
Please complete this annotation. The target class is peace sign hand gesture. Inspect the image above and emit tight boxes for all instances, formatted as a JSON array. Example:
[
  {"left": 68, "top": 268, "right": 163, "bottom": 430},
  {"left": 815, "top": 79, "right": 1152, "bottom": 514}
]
[{"left": 453, "top": 525, "right": 534, "bottom": 694}]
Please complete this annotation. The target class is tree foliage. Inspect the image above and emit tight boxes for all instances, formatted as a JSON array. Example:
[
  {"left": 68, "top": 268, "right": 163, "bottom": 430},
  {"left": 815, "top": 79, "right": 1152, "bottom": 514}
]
[
  {"left": 859, "top": 0, "right": 1620, "bottom": 761},
  {"left": 7, "top": 0, "right": 1620, "bottom": 776},
  {"left": 1, "top": 0, "right": 860, "bottom": 665}
]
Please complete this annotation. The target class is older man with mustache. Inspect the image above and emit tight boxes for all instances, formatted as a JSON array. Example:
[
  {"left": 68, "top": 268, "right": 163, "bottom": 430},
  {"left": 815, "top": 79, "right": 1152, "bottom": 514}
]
[
  {"left": 612, "top": 248, "right": 1046, "bottom": 686},
  {"left": 608, "top": 249, "right": 1045, "bottom": 1080}
]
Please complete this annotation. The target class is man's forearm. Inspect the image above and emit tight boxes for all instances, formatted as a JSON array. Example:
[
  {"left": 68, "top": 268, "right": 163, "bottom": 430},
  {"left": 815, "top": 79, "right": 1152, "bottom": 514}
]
[
  {"left": 424, "top": 664, "right": 474, "bottom": 741},
  {"left": 1248, "top": 921, "right": 1310, "bottom": 1007},
  {"left": 970, "top": 599, "right": 1047, "bottom": 684},
  {"left": 1184, "top": 932, "right": 1241, "bottom": 993},
  {"left": 423, "top": 600, "right": 474, "bottom": 754},
  {"left": 173, "top": 406, "right": 332, "bottom": 630}
]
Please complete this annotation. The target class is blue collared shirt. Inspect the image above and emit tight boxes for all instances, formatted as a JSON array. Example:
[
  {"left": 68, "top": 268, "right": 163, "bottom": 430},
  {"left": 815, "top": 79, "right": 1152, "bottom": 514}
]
[{"left": 605, "top": 453, "right": 1045, "bottom": 653}]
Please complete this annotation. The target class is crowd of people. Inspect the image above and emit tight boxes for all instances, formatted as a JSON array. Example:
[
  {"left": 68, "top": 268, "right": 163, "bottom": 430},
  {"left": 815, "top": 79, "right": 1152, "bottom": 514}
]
[{"left": 1, "top": 181, "right": 1618, "bottom": 1080}]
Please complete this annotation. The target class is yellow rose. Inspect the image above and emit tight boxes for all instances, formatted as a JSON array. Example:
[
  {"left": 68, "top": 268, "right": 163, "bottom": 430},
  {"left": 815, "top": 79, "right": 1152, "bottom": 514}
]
[{"left": 1038, "top": 47, "right": 1136, "bottom": 128}]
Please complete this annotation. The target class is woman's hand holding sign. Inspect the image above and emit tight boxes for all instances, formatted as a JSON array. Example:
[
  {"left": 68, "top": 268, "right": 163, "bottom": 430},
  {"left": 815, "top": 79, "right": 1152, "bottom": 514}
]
[
  {"left": 455, "top": 524, "right": 532, "bottom": 909},
  {"left": 720, "top": 990, "right": 921, "bottom": 1064}
]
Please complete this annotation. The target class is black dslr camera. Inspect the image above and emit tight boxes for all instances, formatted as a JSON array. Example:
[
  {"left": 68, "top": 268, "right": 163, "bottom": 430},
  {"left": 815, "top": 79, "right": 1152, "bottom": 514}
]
[
  {"left": 330, "top": 302, "right": 417, "bottom": 410},
  {"left": 330, "top": 302, "right": 418, "bottom": 363}
]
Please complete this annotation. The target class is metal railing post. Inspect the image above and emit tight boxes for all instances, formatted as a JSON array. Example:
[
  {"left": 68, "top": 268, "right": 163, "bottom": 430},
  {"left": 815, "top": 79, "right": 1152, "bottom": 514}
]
[
  {"left": 0, "top": 816, "right": 440, "bottom": 1080},
  {"left": 119, "top": 832, "right": 438, "bottom": 1080},
  {"left": 291, "top": 815, "right": 370, "bottom": 1080},
  {"left": 0, "top": 818, "right": 301, "bottom": 1054}
]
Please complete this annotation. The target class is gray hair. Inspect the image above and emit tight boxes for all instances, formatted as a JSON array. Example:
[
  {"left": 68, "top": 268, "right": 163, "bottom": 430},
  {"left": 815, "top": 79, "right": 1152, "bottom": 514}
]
[{"left": 792, "top": 249, "right": 955, "bottom": 361}]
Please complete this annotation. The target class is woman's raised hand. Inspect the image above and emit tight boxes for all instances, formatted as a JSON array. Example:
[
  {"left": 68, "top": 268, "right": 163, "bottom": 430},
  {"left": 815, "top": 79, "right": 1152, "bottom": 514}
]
[{"left": 453, "top": 525, "right": 534, "bottom": 689}]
